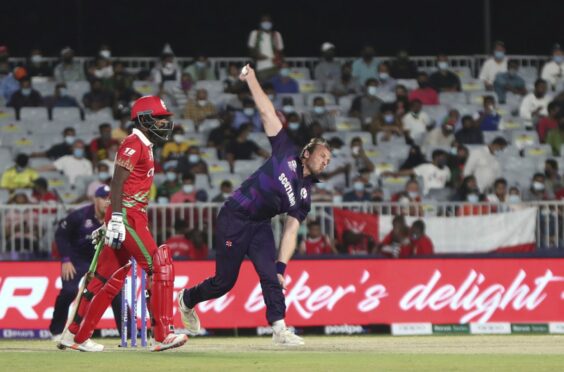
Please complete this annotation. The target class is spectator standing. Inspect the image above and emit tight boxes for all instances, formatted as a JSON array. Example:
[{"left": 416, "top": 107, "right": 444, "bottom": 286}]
[
  {"left": 247, "top": 14, "right": 284, "bottom": 82},
  {"left": 429, "top": 54, "right": 461, "bottom": 92},
  {"left": 541, "top": 44, "right": 564, "bottom": 92},
  {"left": 314, "top": 42, "right": 340, "bottom": 92},
  {"left": 422, "top": 121, "right": 455, "bottom": 152},
  {"left": 463, "top": 137, "right": 507, "bottom": 192},
  {"left": 351, "top": 46, "right": 379, "bottom": 85},
  {"left": 153, "top": 51, "right": 181, "bottom": 84},
  {"left": 546, "top": 115, "right": 564, "bottom": 155},
  {"left": 522, "top": 173, "right": 553, "bottom": 201}
]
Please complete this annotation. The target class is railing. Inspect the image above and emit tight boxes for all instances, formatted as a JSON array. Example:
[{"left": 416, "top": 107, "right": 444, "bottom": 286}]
[{"left": 0, "top": 201, "right": 562, "bottom": 259}]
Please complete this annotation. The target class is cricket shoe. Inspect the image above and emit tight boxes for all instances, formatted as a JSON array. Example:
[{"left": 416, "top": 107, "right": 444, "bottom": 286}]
[
  {"left": 272, "top": 327, "right": 305, "bottom": 346},
  {"left": 178, "top": 289, "right": 201, "bottom": 334},
  {"left": 57, "top": 330, "right": 104, "bottom": 352},
  {"left": 150, "top": 333, "right": 188, "bottom": 352}
]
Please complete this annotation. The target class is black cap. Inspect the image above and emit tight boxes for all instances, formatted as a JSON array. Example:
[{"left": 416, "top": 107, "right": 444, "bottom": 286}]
[{"left": 33, "top": 177, "right": 48, "bottom": 189}]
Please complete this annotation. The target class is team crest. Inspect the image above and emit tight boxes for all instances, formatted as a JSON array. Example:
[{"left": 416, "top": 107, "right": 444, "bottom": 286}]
[
  {"left": 84, "top": 219, "right": 93, "bottom": 229},
  {"left": 301, "top": 187, "right": 307, "bottom": 199},
  {"left": 288, "top": 160, "right": 297, "bottom": 173}
]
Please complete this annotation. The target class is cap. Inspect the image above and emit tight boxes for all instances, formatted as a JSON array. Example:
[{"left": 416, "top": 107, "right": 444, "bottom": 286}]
[
  {"left": 130, "top": 96, "right": 173, "bottom": 120},
  {"left": 33, "top": 177, "right": 48, "bottom": 189},
  {"left": 95, "top": 185, "right": 110, "bottom": 198},
  {"left": 553, "top": 43, "right": 562, "bottom": 52},
  {"left": 13, "top": 67, "right": 27, "bottom": 80},
  {"left": 321, "top": 42, "right": 335, "bottom": 52},
  {"left": 60, "top": 47, "right": 73, "bottom": 56}
]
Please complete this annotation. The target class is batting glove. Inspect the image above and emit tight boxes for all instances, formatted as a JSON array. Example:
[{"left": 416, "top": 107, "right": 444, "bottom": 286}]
[
  {"left": 91, "top": 224, "right": 106, "bottom": 246},
  {"left": 105, "top": 212, "right": 126, "bottom": 249}
]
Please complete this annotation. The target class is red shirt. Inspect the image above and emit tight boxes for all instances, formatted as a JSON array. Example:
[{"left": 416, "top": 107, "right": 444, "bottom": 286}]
[
  {"left": 380, "top": 231, "right": 411, "bottom": 258},
  {"left": 408, "top": 88, "right": 439, "bottom": 105},
  {"left": 166, "top": 234, "right": 209, "bottom": 260},
  {"left": 409, "top": 235, "right": 434, "bottom": 256},
  {"left": 304, "top": 236, "right": 332, "bottom": 255},
  {"left": 537, "top": 117, "right": 558, "bottom": 143},
  {"left": 115, "top": 129, "right": 154, "bottom": 211}
]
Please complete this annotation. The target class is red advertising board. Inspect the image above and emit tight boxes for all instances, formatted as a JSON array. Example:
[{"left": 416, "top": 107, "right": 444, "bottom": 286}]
[{"left": 1, "top": 259, "right": 564, "bottom": 329}]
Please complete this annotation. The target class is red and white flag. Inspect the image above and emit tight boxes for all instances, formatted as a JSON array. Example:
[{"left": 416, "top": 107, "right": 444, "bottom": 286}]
[{"left": 333, "top": 208, "right": 379, "bottom": 242}]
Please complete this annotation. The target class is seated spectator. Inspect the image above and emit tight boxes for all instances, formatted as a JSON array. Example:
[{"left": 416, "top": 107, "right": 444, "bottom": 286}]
[
  {"left": 5, "top": 192, "right": 39, "bottom": 254},
  {"left": 43, "top": 83, "right": 79, "bottom": 109},
  {"left": 422, "top": 121, "right": 455, "bottom": 152},
  {"left": 537, "top": 102, "right": 560, "bottom": 143},
  {"left": 207, "top": 114, "right": 235, "bottom": 158},
  {"left": 32, "top": 127, "right": 76, "bottom": 160},
  {"left": 429, "top": 54, "right": 461, "bottom": 92},
  {"left": 182, "top": 88, "right": 217, "bottom": 126},
  {"left": 212, "top": 180, "right": 233, "bottom": 203},
  {"left": 391, "top": 179, "right": 423, "bottom": 216},
  {"left": 522, "top": 173, "right": 553, "bottom": 201},
  {"left": 39, "top": 140, "right": 93, "bottom": 186},
  {"left": 111, "top": 105, "right": 132, "bottom": 142},
  {"left": 541, "top": 44, "right": 564, "bottom": 92},
  {"left": 180, "top": 72, "right": 193, "bottom": 95},
  {"left": 183, "top": 54, "right": 216, "bottom": 81},
  {"left": 378, "top": 215, "right": 410, "bottom": 257},
  {"left": 279, "top": 96, "right": 296, "bottom": 116},
  {"left": 0, "top": 153, "right": 38, "bottom": 190},
  {"left": 478, "top": 95, "right": 501, "bottom": 131},
  {"left": 349, "top": 78, "right": 383, "bottom": 126},
  {"left": 90, "top": 123, "right": 120, "bottom": 166},
  {"left": 314, "top": 42, "right": 340, "bottom": 92},
  {"left": 165, "top": 220, "right": 192, "bottom": 258},
  {"left": 463, "top": 137, "right": 507, "bottom": 192},
  {"left": 370, "top": 103, "right": 403, "bottom": 143},
  {"left": 309, "top": 121, "right": 325, "bottom": 139},
  {"left": 83, "top": 79, "right": 112, "bottom": 112},
  {"left": 304, "top": 96, "right": 336, "bottom": 131},
  {"left": 311, "top": 182, "right": 335, "bottom": 202},
  {"left": 157, "top": 164, "right": 181, "bottom": 199},
  {"left": 88, "top": 55, "right": 114, "bottom": 82},
  {"left": 519, "top": 79, "right": 552, "bottom": 127},
  {"left": 399, "top": 145, "right": 427, "bottom": 171},
  {"left": 226, "top": 124, "right": 269, "bottom": 169},
  {"left": 31, "top": 177, "right": 57, "bottom": 204},
  {"left": 320, "top": 137, "right": 349, "bottom": 191},
  {"left": 85, "top": 162, "right": 112, "bottom": 201},
  {"left": 8, "top": 77, "right": 43, "bottom": 109},
  {"left": 352, "top": 45, "right": 379, "bottom": 85},
  {"left": 455, "top": 115, "right": 484, "bottom": 145},
  {"left": 285, "top": 112, "right": 309, "bottom": 148},
  {"left": 170, "top": 173, "right": 207, "bottom": 203},
  {"left": 153, "top": 52, "right": 181, "bottom": 84},
  {"left": 493, "top": 59, "right": 527, "bottom": 104},
  {"left": 349, "top": 136, "right": 375, "bottom": 176},
  {"left": 110, "top": 60, "right": 134, "bottom": 93},
  {"left": 546, "top": 115, "right": 564, "bottom": 155},
  {"left": 269, "top": 62, "right": 299, "bottom": 94},
  {"left": 375, "top": 62, "right": 396, "bottom": 92},
  {"left": 330, "top": 62, "right": 361, "bottom": 98},
  {"left": 487, "top": 178, "right": 508, "bottom": 203},
  {"left": 544, "top": 159, "right": 562, "bottom": 195},
  {"left": 442, "top": 109, "right": 462, "bottom": 131},
  {"left": 479, "top": 41, "right": 508, "bottom": 90},
  {"left": 232, "top": 98, "right": 262, "bottom": 131},
  {"left": 298, "top": 220, "right": 335, "bottom": 255},
  {"left": 177, "top": 146, "right": 209, "bottom": 177},
  {"left": 446, "top": 144, "right": 469, "bottom": 189},
  {"left": 223, "top": 62, "right": 243, "bottom": 93},
  {"left": 25, "top": 48, "right": 52, "bottom": 78},
  {"left": 53, "top": 47, "right": 85, "bottom": 82},
  {"left": 390, "top": 49, "right": 418, "bottom": 79},
  {"left": 340, "top": 229, "right": 374, "bottom": 255},
  {"left": 161, "top": 126, "right": 190, "bottom": 161},
  {"left": 402, "top": 99, "right": 433, "bottom": 145},
  {"left": 406, "top": 220, "right": 434, "bottom": 256},
  {"left": 0, "top": 63, "right": 23, "bottom": 103},
  {"left": 343, "top": 176, "right": 372, "bottom": 202},
  {"left": 408, "top": 72, "right": 439, "bottom": 105},
  {"left": 453, "top": 175, "right": 481, "bottom": 202},
  {"left": 226, "top": 88, "right": 249, "bottom": 111}
]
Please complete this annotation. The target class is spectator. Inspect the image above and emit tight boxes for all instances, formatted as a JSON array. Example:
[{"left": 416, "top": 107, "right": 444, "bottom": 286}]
[
  {"left": 544, "top": 159, "right": 562, "bottom": 195},
  {"left": 182, "top": 88, "right": 218, "bottom": 126},
  {"left": 408, "top": 72, "right": 439, "bottom": 105},
  {"left": 212, "top": 180, "right": 233, "bottom": 203},
  {"left": 340, "top": 229, "right": 375, "bottom": 255},
  {"left": 478, "top": 95, "right": 501, "bottom": 131},
  {"left": 185, "top": 229, "right": 209, "bottom": 260},
  {"left": 429, "top": 54, "right": 461, "bottom": 92},
  {"left": 183, "top": 54, "right": 216, "bottom": 81},
  {"left": 89, "top": 123, "right": 120, "bottom": 165},
  {"left": 479, "top": 41, "right": 508, "bottom": 90},
  {"left": 541, "top": 44, "right": 564, "bottom": 91},
  {"left": 161, "top": 126, "right": 190, "bottom": 161},
  {"left": 0, "top": 153, "right": 38, "bottom": 190},
  {"left": 298, "top": 220, "right": 335, "bottom": 255},
  {"left": 269, "top": 61, "right": 299, "bottom": 94},
  {"left": 232, "top": 98, "right": 262, "bottom": 131},
  {"left": 375, "top": 62, "right": 396, "bottom": 92},
  {"left": 88, "top": 56, "right": 113, "bottom": 82},
  {"left": 37, "top": 127, "right": 76, "bottom": 160},
  {"left": 226, "top": 124, "right": 269, "bottom": 168},
  {"left": 391, "top": 179, "right": 422, "bottom": 203},
  {"left": 519, "top": 79, "right": 552, "bottom": 127},
  {"left": 0, "top": 63, "right": 23, "bottom": 103},
  {"left": 40, "top": 140, "right": 93, "bottom": 186},
  {"left": 86, "top": 162, "right": 112, "bottom": 200},
  {"left": 330, "top": 62, "right": 361, "bottom": 98},
  {"left": 487, "top": 178, "right": 508, "bottom": 203},
  {"left": 493, "top": 60, "right": 527, "bottom": 104},
  {"left": 170, "top": 173, "right": 207, "bottom": 203},
  {"left": 111, "top": 105, "right": 132, "bottom": 142},
  {"left": 8, "top": 77, "right": 43, "bottom": 109},
  {"left": 320, "top": 137, "right": 349, "bottom": 191},
  {"left": 352, "top": 45, "right": 379, "bottom": 85},
  {"left": 177, "top": 146, "right": 209, "bottom": 177},
  {"left": 538, "top": 102, "right": 560, "bottom": 143},
  {"left": 407, "top": 220, "right": 434, "bottom": 256},
  {"left": 349, "top": 136, "right": 375, "bottom": 176},
  {"left": 53, "top": 47, "right": 85, "bottom": 82},
  {"left": 446, "top": 144, "right": 469, "bottom": 190},
  {"left": 223, "top": 63, "right": 243, "bottom": 93},
  {"left": 422, "top": 120, "right": 455, "bottom": 152},
  {"left": 157, "top": 164, "right": 181, "bottom": 199},
  {"left": 399, "top": 145, "right": 427, "bottom": 171},
  {"left": 378, "top": 215, "right": 410, "bottom": 257},
  {"left": 546, "top": 115, "right": 564, "bottom": 156},
  {"left": 442, "top": 109, "right": 462, "bottom": 131},
  {"left": 393, "top": 84, "right": 410, "bottom": 117},
  {"left": 25, "top": 49, "right": 52, "bottom": 78},
  {"left": 349, "top": 78, "right": 383, "bottom": 126},
  {"left": 390, "top": 49, "right": 418, "bottom": 79},
  {"left": 507, "top": 187, "right": 523, "bottom": 204},
  {"left": 207, "top": 113, "right": 235, "bottom": 158},
  {"left": 5, "top": 192, "right": 39, "bottom": 254},
  {"left": 285, "top": 112, "right": 309, "bottom": 148},
  {"left": 164, "top": 220, "right": 192, "bottom": 259},
  {"left": 522, "top": 173, "right": 553, "bottom": 201},
  {"left": 463, "top": 137, "right": 507, "bottom": 192},
  {"left": 248, "top": 14, "right": 284, "bottom": 81},
  {"left": 304, "top": 96, "right": 336, "bottom": 131},
  {"left": 314, "top": 42, "right": 341, "bottom": 92},
  {"left": 43, "top": 83, "right": 80, "bottom": 109},
  {"left": 402, "top": 99, "right": 433, "bottom": 145},
  {"left": 343, "top": 176, "right": 371, "bottom": 202},
  {"left": 180, "top": 72, "right": 193, "bottom": 95},
  {"left": 31, "top": 177, "right": 57, "bottom": 204},
  {"left": 311, "top": 183, "right": 335, "bottom": 202},
  {"left": 370, "top": 103, "right": 403, "bottom": 143},
  {"left": 82, "top": 79, "right": 112, "bottom": 112},
  {"left": 455, "top": 115, "right": 484, "bottom": 145},
  {"left": 387, "top": 149, "right": 451, "bottom": 195},
  {"left": 153, "top": 51, "right": 181, "bottom": 84},
  {"left": 453, "top": 175, "right": 481, "bottom": 202},
  {"left": 110, "top": 60, "right": 135, "bottom": 94}
]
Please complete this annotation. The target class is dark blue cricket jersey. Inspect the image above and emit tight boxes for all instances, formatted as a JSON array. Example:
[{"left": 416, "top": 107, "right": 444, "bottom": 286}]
[
  {"left": 228, "top": 129, "right": 317, "bottom": 222},
  {"left": 55, "top": 204, "right": 102, "bottom": 263}
]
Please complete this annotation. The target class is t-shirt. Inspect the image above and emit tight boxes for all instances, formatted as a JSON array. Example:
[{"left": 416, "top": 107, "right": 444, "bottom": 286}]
[
  {"left": 226, "top": 139, "right": 260, "bottom": 160},
  {"left": 429, "top": 71, "right": 461, "bottom": 92},
  {"left": 115, "top": 128, "right": 154, "bottom": 211},
  {"left": 228, "top": 129, "right": 317, "bottom": 222},
  {"left": 0, "top": 167, "right": 38, "bottom": 190},
  {"left": 247, "top": 30, "right": 284, "bottom": 71},
  {"left": 462, "top": 146, "right": 500, "bottom": 192},
  {"left": 479, "top": 58, "right": 507, "bottom": 85},
  {"left": 409, "top": 235, "right": 434, "bottom": 256},
  {"left": 303, "top": 236, "right": 332, "bottom": 255},
  {"left": 54, "top": 156, "right": 93, "bottom": 186},
  {"left": 402, "top": 111, "right": 432, "bottom": 144},
  {"left": 408, "top": 88, "right": 439, "bottom": 105},
  {"left": 413, "top": 163, "right": 451, "bottom": 195},
  {"left": 46, "top": 142, "right": 72, "bottom": 160}
]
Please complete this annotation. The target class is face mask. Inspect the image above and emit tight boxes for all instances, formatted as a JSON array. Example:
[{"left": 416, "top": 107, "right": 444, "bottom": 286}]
[
  {"left": 164, "top": 62, "right": 174, "bottom": 71},
  {"left": 188, "top": 154, "right": 200, "bottom": 163},
  {"left": 554, "top": 55, "right": 563, "bottom": 64},
  {"left": 59, "top": 88, "right": 68, "bottom": 96},
  {"left": 508, "top": 194, "right": 521, "bottom": 204},
  {"left": 64, "top": 135, "right": 75, "bottom": 145},
  {"left": 467, "top": 194, "right": 479, "bottom": 203},
  {"left": 367, "top": 86, "right": 378, "bottom": 96},
  {"left": 100, "top": 50, "right": 111, "bottom": 59},
  {"left": 15, "top": 166, "right": 24, "bottom": 172},
  {"left": 21, "top": 88, "right": 31, "bottom": 96},
  {"left": 436, "top": 159, "right": 447, "bottom": 168},
  {"left": 353, "top": 182, "right": 365, "bottom": 192},
  {"left": 332, "top": 194, "right": 343, "bottom": 203},
  {"left": 197, "top": 99, "right": 207, "bottom": 107},
  {"left": 182, "top": 184, "right": 194, "bottom": 193},
  {"left": 222, "top": 193, "right": 231, "bottom": 199},
  {"left": 31, "top": 55, "right": 42, "bottom": 63},
  {"left": 408, "top": 191, "right": 419, "bottom": 199},
  {"left": 351, "top": 145, "right": 361, "bottom": 155},
  {"left": 399, "top": 196, "right": 410, "bottom": 204},
  {"left": 173, "top": 134, "right": 185, "bottom": 143},
  {"left": 313, "top": 106, "right": 325, "bottom": 114},
  {"left": 282, "top": 105, "right": 294, "bottom": 114},
  {"left": 532, "top": 181, "right": 545, "bottom": 191},
  {"left": 267, "top": 94, "right": 275, "bottom": 101},
  {"left": 384, "top": 114, "right": 394, "bottom": 124},
  {"left": 196, "top": 61, "right": 206, "bottom": 69},
  {"left": 260, "top": 21, "right": 272, "bottom": 30},
  {"left": 378, "top": 72, "right": 389, "bottom": 80},
  {"left": 157, "top": 196, "right": 169, "bottom": 205},
  {"left": 98, "top": 171, "right": 110, "bottom": 181},
  {"left": 280, "top": 68, "right": 290, "bottom": 77},
  {"left": 508, "top": 69, "right": 518, "bottom": 76},
  {"left": 494, "top": 51, "right": 505, "bottom": 60},
  {"left": 450, "top": 147, "right": 458, "bottom": 155},
  {"left": 288, "top": 122, "right": 300, "bottom": 131},
  {"left": 438, "top": 61, "right": 449, "bottom": 70},
  {"left": 166, "top": 172, "right": 177, "bottom": 182},
  {"left": 73, "top": 148, "right": 84, "bottom": 158},
  {"left": 332, "top": 148, "right": 341, "bottom": 156},
  {"left": 243, "top": 108, "right": 255, "bottom": 116}
]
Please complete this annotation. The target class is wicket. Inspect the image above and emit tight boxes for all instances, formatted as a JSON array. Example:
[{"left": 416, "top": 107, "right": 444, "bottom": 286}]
[{"left": 120, "top": 259, "right": 149, "bottom": 347}]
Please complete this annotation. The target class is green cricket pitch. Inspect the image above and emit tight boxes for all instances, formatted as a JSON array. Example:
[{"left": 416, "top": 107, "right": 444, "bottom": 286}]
[{"left": 1, "top": 335, "right": 563, "bottom": 372}]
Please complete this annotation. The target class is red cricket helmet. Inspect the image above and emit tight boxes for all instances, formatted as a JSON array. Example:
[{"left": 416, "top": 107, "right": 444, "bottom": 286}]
[
  {"left": 130, "top": 95, "right": 173, "bottom": 120},
  {"left": 130, "top": 96, "right": 174, "bottom": 143}
]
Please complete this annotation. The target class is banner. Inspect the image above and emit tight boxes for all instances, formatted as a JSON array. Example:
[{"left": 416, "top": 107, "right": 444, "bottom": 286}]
[
  {"left": 1, "top": 259, "right": 564, "bottom": 329},
  {"left": 333, "top": 208, "right": 378, "bottom": 241}
]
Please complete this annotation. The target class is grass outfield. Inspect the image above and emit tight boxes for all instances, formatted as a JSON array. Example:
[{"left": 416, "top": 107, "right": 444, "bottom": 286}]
[{"left": 1, "top": 335, "right": 563, "bottom": 372}]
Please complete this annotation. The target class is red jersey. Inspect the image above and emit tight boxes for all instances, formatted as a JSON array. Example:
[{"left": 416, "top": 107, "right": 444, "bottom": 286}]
[
  {"left": 410, "top": 235, "right": 434, "bottom": 256},
  {"left": 303, "top": 236, "right": 332, "bottom": 255},
  {"left": 165, "top": 235, "right": 209, "bottom": 260},
  {"left": 115, "top": 128, "right": 154, "bottom": 211}
]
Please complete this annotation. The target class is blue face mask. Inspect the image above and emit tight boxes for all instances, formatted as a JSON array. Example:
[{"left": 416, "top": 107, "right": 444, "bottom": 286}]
[
  {"left": 313, "top": 106, "right": 325, "bottom": 114},
  {"left": 243, "top": 108, "right": 255, "bottom": 117},
  {"left": 288, "top": 122, "right": 300, "bottom": 131},
  {"left": 554, "top": 55, "right": 563, "bottom": 64},
  {"left": 280, "top": 68, "right": 290, "bottom": 77},
  {"left": 21, "top": 88, "right": 31, "bottom": 96},
  {"left": 494, "top": 51, "right": 505, "bottom": 60},
  {"left": 467, "top": 194, "right": 479, "bottom": 203},
  {"left": 384, "top": 114, "right": 395, "bottom": 124},
  {"left": 98, "top": 171, "right": 110, "bottom": 181},
  {"left": 282, "top": 105, "right": 294, "bottom": 114},
  {"left": 166, "top": 172, "right": 177, "bottom": 182},
  {"left": 261, "top": 21, "right": 272, "bottom": 31},
  {"left": 73, "top": 148, "right": 84, "bottom": 158}
]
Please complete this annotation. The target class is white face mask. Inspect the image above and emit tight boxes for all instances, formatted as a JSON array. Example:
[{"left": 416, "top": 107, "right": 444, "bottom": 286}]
[
  {"left": 64, "top": 135, "right": 75, "bottom": 145},
  {"left": 100, "top": 50, "right": 111, "bottom": 59},
  {"left": 378, "top": 72, "right": 389, "bottom": 80},
  {"left": 532, "top": 181, "right": 545, "bottom": 191},
  {"left": 173, "top": 134, "right": 185, "bottom": 143},
  {"left": 353, "top": 182, "right": 365, "bottom": 191},
  {"left": 261, "top": 21, "right": 273, "bottom": 30},
  {"left": 408, "top": 191, "right": 419, "bottom": 199},
  {"left": 332, "top": 194, "right": 343, "bottom": 203},
  {"left": 59, "top": 88, "right": 68, "bottom": 96},
  {"left": 243, "top": 108, "right": 255, "bottom": 117},
  {"left": 222, "top": 192, "right": 231, "bottom": 199},
  {"left": 351, "top": 146, "right": 361, "bottom": 155},
  {"left": 507, "top": 194, "right": 521, "bottom": 204},
  {"left": 31, "top": 55, "right": 42, "bottom": 63},
  {"left": 282, "top": 105, "right": 294, "bottom": 114},
  {"left": 467, "top": 194, "right": 479, "bottom": 203},
  {"left": 166, "top": 172, "right": 177, "bottom": 182},
  {"left": 197, "top": 99, "right": 207, "bottom": 107},
  {"left": 157, "top": 196, "right": 169, "bottom": 205},
  {"left": 182, "top": 184, "right": 194, "bottom": 193},
  {"left": 437, "top": 61, "right": 449, "bottom": 70},
  {"left": 313, "top": 106, "right": 326, "bottom": 114},
  {"left": 188, "top": 154, "right": 200, "bottom": 163},
  {"left": 367, "top": 86, "right": 378, "bottom": 96},
  {"left": 288, "top": 122, "right": 300, "bottom": 130}
]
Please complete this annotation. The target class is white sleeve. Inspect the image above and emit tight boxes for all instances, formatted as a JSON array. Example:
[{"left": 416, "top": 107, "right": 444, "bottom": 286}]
[
  {"left": 463, "top": 151, "right": 477, "bottom": 177},
  {"left": 86, "top": 160, "right": 93, "bottom": 176},
  {"left": 540, "top": 64, "right": 551, "bottom": 82},
  {"left": 519, "top": 95, "right": 532, "bottom": 119},
  {"left": 478, "top": 60, "right": 490, "bottom": 81},
  {"left": 247, "top": 30, "right": 257, "bottom": 48},
  {"left": 413, "top": 164, "right": 427, "bottom": 177},
  {"left": 53, "top": 157, "right": 64, "bottom": 171},
  {"left": 275, "top": 32, "right": 284, "bottom": 51}
]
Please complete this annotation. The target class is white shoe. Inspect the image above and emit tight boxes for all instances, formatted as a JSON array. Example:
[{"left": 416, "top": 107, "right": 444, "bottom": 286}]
[
  {"left": 150, "top": 333, "right": 188, "bottom": 352},
  {"left": 272, "top": 327, "right": 305, "bottom": 346},
  {"left": 51, "top": 333, "right": 62, "bottom": 342},
  {"left": 178, "top": 289, "right": 200, "bottom": 334},
  {"left": 57, "top": 330, "right": 104, "bottom": 352}
]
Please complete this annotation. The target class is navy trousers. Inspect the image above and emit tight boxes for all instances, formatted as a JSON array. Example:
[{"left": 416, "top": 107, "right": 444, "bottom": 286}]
[{"left": 184, "top": 205, "right": 286, "bottom": 324}]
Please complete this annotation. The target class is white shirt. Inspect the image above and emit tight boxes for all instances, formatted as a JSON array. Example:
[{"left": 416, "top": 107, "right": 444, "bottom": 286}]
[
  {"left": 463, "top": 146, "right": 500, "bottom": 192},
  {"left": 519, "top": 93, "right": 552, "bottom": 121},
  {"left": 53, "top": 155, "right": 93, "bottom": 185},
  {"left": 413, "top": 163, "right": 451, "bottom": 195},
  {"left": 541, "top": 60, "right": 564, "bottom": 89},
  {"left": 422, "top": 127, "right": 455, "bottom": 152},
  {"left": 247, "top": 30, "right": 284, "bottom": 71},
  {"left": 402, "top": 111, "right": 432, "bottom": 145},
  {"left": 479, "top": 58, "right": 508, "bottom": 85}
]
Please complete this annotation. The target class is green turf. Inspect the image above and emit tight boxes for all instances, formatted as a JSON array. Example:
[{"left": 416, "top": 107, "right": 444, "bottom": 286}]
[{"left": 1, "top": 336, "right": 563, "bottom": 372}]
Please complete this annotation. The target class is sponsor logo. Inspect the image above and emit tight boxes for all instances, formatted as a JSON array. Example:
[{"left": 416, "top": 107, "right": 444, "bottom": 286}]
[
  {"left": 84, "top": 219, "right": 93, "bottom": 229},
  {"left": 469, "top": 323, "right": 511, "bottom": 334},
  {"left": 226, "top": 240, "right": 232, "bottom": 248},
  {"left": 300, "top": 187, "right": 307, "bottom": 199},
  {"left": 288, "top": 160, "right": 297, "bottom": 173},
  {"left": 391, "top": 323, "right": 433, "bottom": 336},
  {"left": 147, "top": 168, "right": 154, "bottom": 177},
  {"left": 324, "top": 325, "right": 364, "bottom": 335},
  {"left": 123, "top": 147, "right": 136, "bottom": 157},
  {"left": 278, "top": 173, "right": 296, "bottom": 207}
]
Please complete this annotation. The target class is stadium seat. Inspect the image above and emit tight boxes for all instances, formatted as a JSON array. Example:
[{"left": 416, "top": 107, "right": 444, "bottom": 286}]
[
  {"left": 499, "top": 116, "right": 526, "bottom": 131},
  {"left": 288, "top": 67, "right": 311, "bottom": 80},
  {"left": 209, "top": 93, "right": 236, "bottom": 110},
  {"left": 233, "top": 159, "right": 264, "bottom": 175},
  {"left": 32, "top": 80, "right": 55, "bottom": 97},
  {"left": 523, "top": 145, "right": 551, "bottom": 158},
  {"left": 20, "top": 107, "right": 49, "bottom": 122},
  {"left": 468, "top": 91, "right": 498, "bottom": 105},
  {"left": 0, "top": 189, "right": 9, "bottom": 203},
  {"left": 451, "top": 66, "right": 473, "bottom": 83},
  {"left": 195, "top": 80, "right": 224, "bottom": 96},
  {"left": 511, "top": 130, "right": 539, "bottom": 149},
  {"left": 335, "top": 116, "right": 361, "bottom": 131},
  {"left": 423, "top": 105, "right": 449, "bottom": 122},
  {"left": 0, "top": 109, "right": 16, "bottom": 124},
  {"left": 133, "top": 80, "right": 159, "bottom": 96},
  {"left": 344, "top": 131, "right": 373, "bottom": 146},
  {"left": 52, "top": 107, "right": 82, "bottom": 122},
  {"left": 67, "top": 81, "right": 91, "bottom": 100},
  {"left": 483, "top": 131, "right": 508, "bottom": 144},
  {"left": 0, "top": 147, "right": 13, "bottom": 172},
  {"left": 374, "top": 90, "right": 396, "bottom": 103},
  {"left": 195, "top": 174, "right": 210, "bottom": 190},
  {"left": 297, "top": 80, "right": 322, "bottom": 93},
  {"left": 84, "top": 108, "right": 113, "bottom": 124},
  {"left": 248, "top": 132, "right": 270, "bottom": 150},
  {"left": 277, "top": 93, "right": 305, "bottom": 106},
  {"left": 198, "top": 119, "right": 221, "bottom": 136},
  {"left": 207, "top": 161, "right": 230, "bottom": 174},
  {"left": 40, "top": 171, "right": 70, "bottom": 189},
  {"left": 519, "top": 66, "right": 539, "bottom": 84},
  {"left": 439, "top": 92, "right": 467, "bottom": 105},
  {"left": 461, "top": 79, "right": 484, "bottom": 92},
  {"left": 29, "top": 157, "right": 53, "bottom": 169},
  {"left": 199, "top": 147, "right": 218, "bottom": 162},
  {"left": 184, "top": 133, "right": 206, "bottom": 147},
  {"left": 337, "top": 95, "right": 355, "bottom": 113},
  {"left": 306, "top": 93, "right": 336, "bottom": 106},
  {"left": 450, "top": 103, "right": 480, "bottom": 116},
  {"left": 210, "top": 172, "right": 242, "bottom": 188}
]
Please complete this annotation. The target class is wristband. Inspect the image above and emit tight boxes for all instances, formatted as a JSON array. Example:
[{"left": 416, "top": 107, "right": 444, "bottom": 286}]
[
  {"left": 61, "top": 257, "right": 71, "bottom": 263},
  {"left": 276, "top": 261, "right": 287, "bottom": 275},
  {"left": 112, "top": 212, "right": 123, "bottom": 217}
]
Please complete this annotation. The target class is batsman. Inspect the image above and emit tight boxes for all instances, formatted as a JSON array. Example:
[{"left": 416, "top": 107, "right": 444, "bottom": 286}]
[{"left": 58, "top": 96, "right": 187, "bottom": 352}]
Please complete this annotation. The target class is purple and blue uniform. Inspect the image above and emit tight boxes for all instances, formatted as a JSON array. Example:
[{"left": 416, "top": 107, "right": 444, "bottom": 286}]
[{"left": 184, "top": 129, "right": 316, "bottom": 324}]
